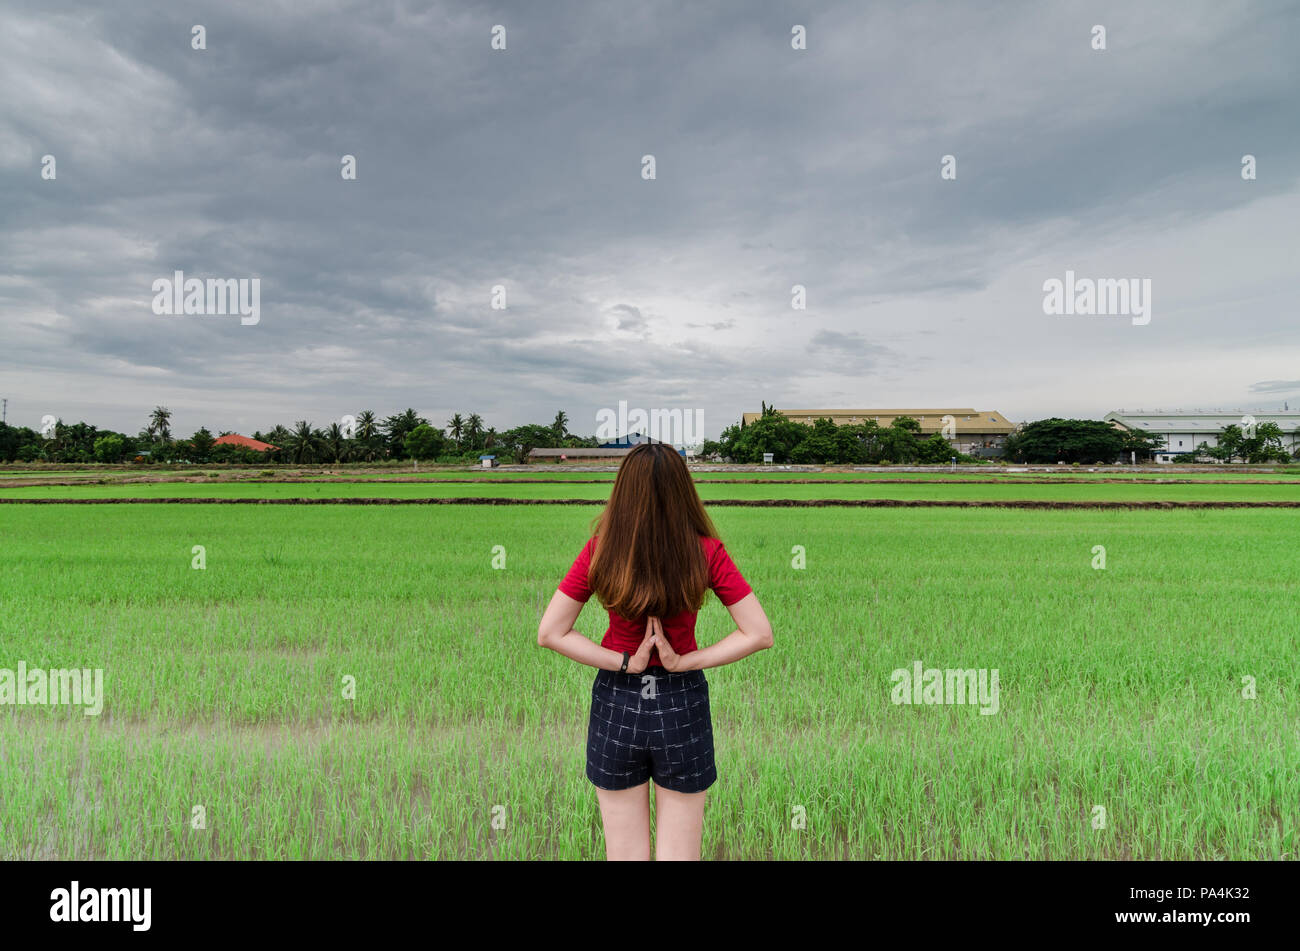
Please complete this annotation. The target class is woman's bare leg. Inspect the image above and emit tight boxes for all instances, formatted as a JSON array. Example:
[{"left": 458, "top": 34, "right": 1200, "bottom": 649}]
[
  {"left": 652, "top": 783, "right": 707, "bottom": 860},
  {"left": 594, "top": 782, "right": 651, "bottom": 860}
]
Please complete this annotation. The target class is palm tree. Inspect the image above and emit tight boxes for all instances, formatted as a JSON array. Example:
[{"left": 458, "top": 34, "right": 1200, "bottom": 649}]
[
  {"left": 324, "top": 422, "right": 348, "bottom": 463},
  {"left": 552, "top": 410, "right": 569, "bottom": 442},
  {"left": 354, "top": 410, "right": 379, "bottom": 461},
  {"left": 446, "top": 413, "right": 465, "bottom": 448},
  {"left": 48, "top": 419, "right": 67, "bottom": 462},
  {"left": 285, "top": 421, "right": 324, "bottom": 464},
  {"left": 484, "top": 427, "right": 497, "bottom": 450},
  {"left": 383, "top": 409, "right": 426, "bottom": 458},
  {"left": 147, "top": 406, "right": 172, "bottom": 444},
  {"left": 465, "top": 413, "right": 484, "bottom": 451},
  {"left": 356, "top": 410, "right": 377, "bottom": 440}
]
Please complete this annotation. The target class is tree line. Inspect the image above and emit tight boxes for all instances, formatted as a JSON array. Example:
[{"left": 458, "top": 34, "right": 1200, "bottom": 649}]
[
  {"left": 704, "top": 409, "right": 1286, "bottom": 465},
  {"left": 999, "top": 418, "right": 1292, "bottom": 464},
  {"left": 705, "top": 405, "right": 984, "bottom": 465},
  {"left": 3, "top": 404, "right": 1292, "bottom": 466},
  {"left": 1190, "top": 422, "right": 1292, "bottom": 464},
  {"left": 0, "top": 407, "right": 599, "bottom": 465}
]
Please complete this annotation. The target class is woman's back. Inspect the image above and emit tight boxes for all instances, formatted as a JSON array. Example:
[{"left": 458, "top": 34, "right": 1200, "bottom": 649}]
[{"left": 558, "top": 534, "right": 752, "bottom": 668}]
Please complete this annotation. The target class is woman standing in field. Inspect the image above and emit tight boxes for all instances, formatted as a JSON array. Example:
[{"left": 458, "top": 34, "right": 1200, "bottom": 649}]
[{"left": 537, "top": 442, "right": 774, "bottom": 860}]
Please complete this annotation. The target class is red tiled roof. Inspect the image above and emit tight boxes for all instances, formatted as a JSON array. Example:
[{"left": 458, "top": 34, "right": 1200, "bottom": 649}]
[{"left": 214, "top": 433, "right": 278, "bottom": 451}]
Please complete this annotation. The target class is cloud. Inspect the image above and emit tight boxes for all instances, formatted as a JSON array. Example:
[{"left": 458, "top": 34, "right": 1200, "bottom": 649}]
[
  {"left": 607, "top": 304, "right": 649, "bottom": 334},
  {"left": 1, "top": 0, "right": 1297, "bottom": 437},
  {"left": 806, "top": 329, "right": 900, "bottom": 375},
  {"left": 1249, "top": 380, "right": 1300, "bottom": 394}
]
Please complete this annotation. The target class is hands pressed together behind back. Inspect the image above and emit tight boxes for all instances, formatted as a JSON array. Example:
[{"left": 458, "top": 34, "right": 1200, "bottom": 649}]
[{"left": 624, "top": 615, "right": 695, "bottom": 674}]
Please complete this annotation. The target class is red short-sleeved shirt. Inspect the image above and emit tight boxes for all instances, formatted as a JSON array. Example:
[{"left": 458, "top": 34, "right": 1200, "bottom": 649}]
[{"left": 557, "top": 535, "right": 752, "bottom": 667}]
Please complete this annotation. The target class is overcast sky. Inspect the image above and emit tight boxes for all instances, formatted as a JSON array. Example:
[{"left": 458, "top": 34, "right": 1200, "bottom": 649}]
[{"left": 3, "top": 0, "right": 1298, "bottom": 441}]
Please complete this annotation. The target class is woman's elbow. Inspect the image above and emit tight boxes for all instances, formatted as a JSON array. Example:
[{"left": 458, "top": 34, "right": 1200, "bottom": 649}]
[{"left": 751, "top": 623, "right": 774, "bottom": 651}]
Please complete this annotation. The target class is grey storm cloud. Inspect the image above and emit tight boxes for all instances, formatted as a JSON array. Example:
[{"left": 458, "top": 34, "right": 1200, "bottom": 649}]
[
  {"left": 2, "top": 0, "right": 1298, "bottom": 439},
  {"left": 807, "top": 329, "right": 899, "bottom": 375},
  {"left": 1249, "top": 380, "right": 1300, "bottom": 395},
  {"left": 608, "top": 304, "right": 649, "bottom": 334}
]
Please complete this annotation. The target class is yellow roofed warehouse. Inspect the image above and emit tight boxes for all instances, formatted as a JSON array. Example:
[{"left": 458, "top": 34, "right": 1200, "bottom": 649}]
[{"left": 740, "top": 408, "right": 1016, "bottom": 455}]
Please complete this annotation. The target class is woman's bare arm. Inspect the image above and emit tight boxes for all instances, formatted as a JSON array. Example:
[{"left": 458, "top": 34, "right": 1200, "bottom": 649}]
[
  {"left": 669, "top": 592, "right": 773, "bottom": 671},
  {"left": 537, "top": 589, "right": 655, "bottom": 672}
]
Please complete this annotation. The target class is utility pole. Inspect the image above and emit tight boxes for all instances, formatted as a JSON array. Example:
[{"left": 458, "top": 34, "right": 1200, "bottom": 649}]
[{"left": 1, "top": 399, "right": 6, "bottom": 425}]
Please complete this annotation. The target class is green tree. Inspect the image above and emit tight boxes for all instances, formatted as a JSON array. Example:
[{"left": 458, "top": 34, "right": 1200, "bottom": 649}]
[
  {"left": 1116, "top": 426, "right": 1161, "bottom": 461},
  {"left": 501, "top": 424, "right": 559, "bottom": 464},
  {"left": 404, "top": 424, "right": 445, "bottom": 460},
  {"left": 264, "top": 424, "right": 292, "bottom": 458},
  {"left": 915, "top": 432, "right": 957, "bottom": 464},
  {"left": 789, "top": 418, "right": 838, "bottom": 464},
  {"left": 878, "top": 417, "right": 922, "bottom": 464},
  {"left": 354, "top": 410, "right": 380, "bottom": 461},
  {"left": 285, "top": 421, "right": 325, "bottom": 464},
  {"left": 50, "top": 421, "right": 101, "bottom": 462},
  {"left": 146, "top": 406, "right": 172, "bottom": 445},
  {"left": 323, "top": 422, "right": 349, "bottom": 463},
  {"left": 44, "top": 419, "right": 67, "bottom": 462},
  {"left": 190, "top": 427, "right": 216, "bottom": 462},
  {"left": 446, "top": 413, "right": 465, "bottom": 449},
  {"left": 1242, "top": 421, "right": 1288, "bottom": 463},
  {"left": 830, "top": 424, "right": 868, "bottom": 464},
  {"left": 0, "top": 424, "right": 42, "bottom": 463},
  {"left": 719, "top": 412, "right": 808, "bottom": 463},
  {"left": 465, "top": 413, "right": 485, "bottom": 453},
  {"left": 93, "top": 434, "right": 126, "bottom": 463},
  {"left": 384, "top": 409, "right": 427, "bottom": 459},
  {"left": 1214, "top": 424, "right": 1245, "bottom": 463},
  {"left": 1000, "top": 418, "right": 1127, "bottom": 464}
]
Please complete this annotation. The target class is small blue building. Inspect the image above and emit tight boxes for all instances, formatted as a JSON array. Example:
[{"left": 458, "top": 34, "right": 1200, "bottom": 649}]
[{"left": 597, "top": 432, "right": 685, "bottom": 456}]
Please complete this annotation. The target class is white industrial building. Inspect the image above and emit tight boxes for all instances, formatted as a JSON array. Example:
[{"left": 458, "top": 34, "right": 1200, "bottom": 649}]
[{"left": 1104, "top": 409, "right": 1300, "bottom": 463}]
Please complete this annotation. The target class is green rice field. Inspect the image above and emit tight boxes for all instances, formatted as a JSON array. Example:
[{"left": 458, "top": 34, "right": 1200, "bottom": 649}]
[
  {"left": 3, "top": 464, "right": 1298, "bottom": 481},
  {"left": 1, "top": 473, "right": 1296, "bottom": 859},
  {"left": 6, "top": 478, "right": 1300, "bottom": 502}
]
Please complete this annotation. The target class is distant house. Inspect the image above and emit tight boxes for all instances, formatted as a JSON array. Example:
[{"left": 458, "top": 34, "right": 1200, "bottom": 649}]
[
  {"left": 529, "top": 447, "right": 633, "bottom": 463},
  {"left": 214, "top": 433, "right": 279, "bottom": 452},
  {"left": 529, "top": 444, "right": 686, "bottom": 464},
  {"left": 479, "top": 454, "right": 498, "bottom": 469}
]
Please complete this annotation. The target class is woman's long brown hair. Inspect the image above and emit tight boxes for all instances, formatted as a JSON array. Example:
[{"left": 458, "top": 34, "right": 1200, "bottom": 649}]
[{"left": 588, "top": 441, "right": 719, "bottom": 620}]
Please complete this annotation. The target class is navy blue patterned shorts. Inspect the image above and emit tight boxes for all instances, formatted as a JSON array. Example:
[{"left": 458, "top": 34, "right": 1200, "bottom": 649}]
[{"left": 586, "top": 667, "right": 717, "bottom": 793}]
